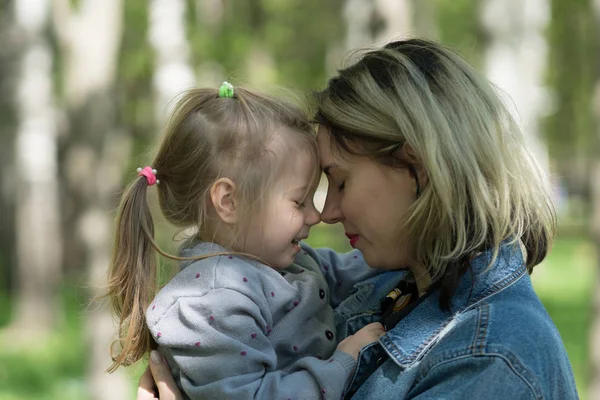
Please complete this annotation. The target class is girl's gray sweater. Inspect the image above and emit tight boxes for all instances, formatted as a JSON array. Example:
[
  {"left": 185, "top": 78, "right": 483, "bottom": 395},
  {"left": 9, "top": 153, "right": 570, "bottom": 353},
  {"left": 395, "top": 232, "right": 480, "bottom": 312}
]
[{"left": 146, "top": 241, "right": 365, "bottom": 400}]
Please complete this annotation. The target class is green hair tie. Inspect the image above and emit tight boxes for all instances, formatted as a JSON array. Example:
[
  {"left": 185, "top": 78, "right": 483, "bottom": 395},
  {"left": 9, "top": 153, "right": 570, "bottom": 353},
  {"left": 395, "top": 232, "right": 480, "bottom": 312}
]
[{"left": 218, "top": 81, "right": 234, "bottom": 98}]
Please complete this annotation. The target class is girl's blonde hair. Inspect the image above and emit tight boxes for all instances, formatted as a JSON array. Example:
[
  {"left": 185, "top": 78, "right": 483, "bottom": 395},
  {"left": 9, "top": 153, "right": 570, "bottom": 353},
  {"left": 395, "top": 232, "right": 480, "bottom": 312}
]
[
  {"left": 107, "top": 87, "right": 318, "bottom": 371},
  {"left": 313, "top": 39, "right": 556, "bottom": 307}
]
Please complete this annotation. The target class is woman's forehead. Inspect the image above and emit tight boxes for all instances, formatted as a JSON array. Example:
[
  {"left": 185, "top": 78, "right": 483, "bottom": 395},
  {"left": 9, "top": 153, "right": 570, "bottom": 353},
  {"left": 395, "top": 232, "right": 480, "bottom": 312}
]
[
  {"left": 316, "top": 126, "right": 336, "bottom": 166},
  {"left": 317, "top": 125, "right": 364, "bottom": 170}
]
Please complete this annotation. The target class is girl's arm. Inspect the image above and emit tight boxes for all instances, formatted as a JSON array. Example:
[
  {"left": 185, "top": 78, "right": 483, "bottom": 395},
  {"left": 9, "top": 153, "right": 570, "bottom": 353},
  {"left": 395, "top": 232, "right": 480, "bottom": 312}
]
[
  {"left": 300, "top": 243, "right": 386, "bottom": 308},
  {"left": 147, "top": 287, "right": 356, "bottom": 400}
]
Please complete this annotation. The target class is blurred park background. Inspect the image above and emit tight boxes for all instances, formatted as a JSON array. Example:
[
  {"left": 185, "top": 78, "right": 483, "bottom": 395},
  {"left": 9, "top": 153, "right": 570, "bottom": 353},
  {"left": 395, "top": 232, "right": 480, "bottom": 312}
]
[{"left": 0, "top": 0, "right": 599, "bottom": 399}]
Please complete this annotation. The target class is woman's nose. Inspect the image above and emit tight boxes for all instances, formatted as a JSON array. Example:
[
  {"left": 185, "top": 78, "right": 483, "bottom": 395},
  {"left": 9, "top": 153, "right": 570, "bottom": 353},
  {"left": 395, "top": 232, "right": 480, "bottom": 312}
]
[{"left": 320, "top": 195, "right": 342, "bottom": 224}]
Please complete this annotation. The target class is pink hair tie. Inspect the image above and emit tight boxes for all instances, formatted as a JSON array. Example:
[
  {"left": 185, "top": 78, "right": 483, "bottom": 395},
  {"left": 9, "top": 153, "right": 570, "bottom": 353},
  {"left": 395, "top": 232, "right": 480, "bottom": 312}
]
[{"left": 137, "top": 166, "right": 159, "bottom": 186}]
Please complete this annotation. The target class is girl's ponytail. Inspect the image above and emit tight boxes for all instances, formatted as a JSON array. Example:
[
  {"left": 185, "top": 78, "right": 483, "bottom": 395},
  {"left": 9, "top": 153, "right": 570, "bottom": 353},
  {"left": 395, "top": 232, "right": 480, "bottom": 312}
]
[{"left": 106, "top": 175, "right": 157, "bottom": 372}]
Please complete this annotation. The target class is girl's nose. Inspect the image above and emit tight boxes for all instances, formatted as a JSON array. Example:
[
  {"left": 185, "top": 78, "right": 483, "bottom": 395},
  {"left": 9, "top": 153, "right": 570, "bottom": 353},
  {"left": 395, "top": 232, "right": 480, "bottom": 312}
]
[{"left": 306, "top": 206, "right": 321, "bottom": 226}]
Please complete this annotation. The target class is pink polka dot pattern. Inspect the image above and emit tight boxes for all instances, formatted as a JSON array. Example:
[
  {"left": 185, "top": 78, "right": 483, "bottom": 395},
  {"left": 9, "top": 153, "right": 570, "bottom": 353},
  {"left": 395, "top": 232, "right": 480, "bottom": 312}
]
[
  {"left": 323, "top": 265, "right": 329, "bottom": 271},
  {"left": 243, "top": 277, "right": 248, "bottom": 282},
  {"left": 152, "top": 305, "right": 156, "bottom": 310},
  {"left": 271, "top": 291, "right": 275, "bottom": 297},
  {"left": 209, "top": 315, "right": 215, "bottom": 321},
  {"left": 293, "top": 300, "right": 299, "bottom": 307},
  {"left": 157, "top": 332, "right": 162, "bottom": 338},
  {"left": 293, "top": 345, "right": 298, "bottom": 351},
  {"left": 251, "top": 333, "right": 257, "bottom": 339},
  {"left": 228, "top": 256, "right": 233, "bottom": 259},
  {"left": 195, "top": 342, "right": 201, "bottom": 347},
  {"left": 240, "top": 351, "right": 247, "bottom": 356},
  {"left": 196, "top": 273, "right": 200, "bottom": 278}
]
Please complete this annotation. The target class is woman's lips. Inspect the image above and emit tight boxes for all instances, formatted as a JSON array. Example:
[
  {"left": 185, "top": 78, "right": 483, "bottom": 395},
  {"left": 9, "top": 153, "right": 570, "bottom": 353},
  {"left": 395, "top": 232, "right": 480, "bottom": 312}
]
[{"left": 345, "top": 233, "right": 359, "bottom": 248}]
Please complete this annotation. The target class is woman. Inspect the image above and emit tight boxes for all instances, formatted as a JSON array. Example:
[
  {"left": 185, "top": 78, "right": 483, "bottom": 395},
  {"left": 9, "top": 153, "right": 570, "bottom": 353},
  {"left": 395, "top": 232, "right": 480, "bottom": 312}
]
[{"left": 137, "top": 39, "right": 578, "bottom": 399}]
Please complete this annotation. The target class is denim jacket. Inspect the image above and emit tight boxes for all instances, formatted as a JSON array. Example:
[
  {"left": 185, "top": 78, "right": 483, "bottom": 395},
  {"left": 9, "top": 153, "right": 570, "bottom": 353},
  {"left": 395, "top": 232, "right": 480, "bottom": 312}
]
[{"left": 305, "top": 241, "right": 578, "bottom": 399}]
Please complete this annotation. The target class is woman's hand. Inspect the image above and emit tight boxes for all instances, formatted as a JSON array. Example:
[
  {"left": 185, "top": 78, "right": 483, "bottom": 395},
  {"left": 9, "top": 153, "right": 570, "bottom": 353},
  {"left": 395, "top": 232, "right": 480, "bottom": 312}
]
[
  {"left": 137, "top": 351, "right": 183, "bottom": 400},
  {"left": 336, "top": 322, "right": 386, "bottom": 360}
]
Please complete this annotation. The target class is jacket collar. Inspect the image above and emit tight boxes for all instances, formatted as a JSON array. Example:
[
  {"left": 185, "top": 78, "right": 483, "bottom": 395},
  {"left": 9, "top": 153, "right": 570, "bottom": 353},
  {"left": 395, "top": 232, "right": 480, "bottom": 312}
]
[{"left": 380, "top": 240, "right": 528, "bottom": 368}]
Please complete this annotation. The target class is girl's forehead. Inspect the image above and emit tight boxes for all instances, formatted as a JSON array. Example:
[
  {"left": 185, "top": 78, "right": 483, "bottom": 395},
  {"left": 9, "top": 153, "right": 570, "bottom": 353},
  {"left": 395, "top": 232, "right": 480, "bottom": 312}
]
[{"left": 279, "top": 148, "right": 317, "bottom": 178}]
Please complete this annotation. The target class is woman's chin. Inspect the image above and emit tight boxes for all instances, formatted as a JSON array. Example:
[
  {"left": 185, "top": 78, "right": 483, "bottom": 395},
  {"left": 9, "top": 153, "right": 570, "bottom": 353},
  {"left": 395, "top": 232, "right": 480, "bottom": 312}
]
[{"left": 360, "top": 251, "right": 379, "bottom": 268}]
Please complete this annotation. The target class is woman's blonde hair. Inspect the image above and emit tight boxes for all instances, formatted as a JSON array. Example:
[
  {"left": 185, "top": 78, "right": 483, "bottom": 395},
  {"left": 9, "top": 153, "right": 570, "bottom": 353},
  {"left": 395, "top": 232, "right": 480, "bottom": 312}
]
[
  {"left": 106, "top": 87, "right": 318, "bottom": 371},
  {"left": 313, "top": 39, "right": 556, "bottom": 307}
]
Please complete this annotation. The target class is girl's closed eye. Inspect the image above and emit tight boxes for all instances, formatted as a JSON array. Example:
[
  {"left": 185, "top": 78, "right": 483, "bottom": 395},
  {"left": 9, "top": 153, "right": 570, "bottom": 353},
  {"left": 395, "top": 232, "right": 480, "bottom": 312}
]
[
  {"left": 338, "top": 181, "right": 345, "bottom": 191},
  {"left": 294, "top": 200, "right": 306, "bottom": 208}
]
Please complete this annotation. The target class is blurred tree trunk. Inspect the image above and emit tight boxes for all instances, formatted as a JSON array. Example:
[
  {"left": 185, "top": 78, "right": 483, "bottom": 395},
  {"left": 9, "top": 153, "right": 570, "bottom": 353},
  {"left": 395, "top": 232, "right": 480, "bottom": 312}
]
[
  {"left": 481, "top": 0, "right": 551, "bottom": 174},
  {"left": 149, "top": 0, "right": 195, "bottom": 124},
  {"left": 588, "top": 0, "right": 600, "bottom": 397},
  {"left": 0, "top": 0, "right": 20, "bottom": 310},
  {"left": 6, "top": 0, "right": 62, "bottom": 341},
  {"left": 373, "top": 0, "right": 413, "bottom": 44},
  {"left": 344, "top": 0, "right": 425, "bottom": 50},
  {"left": 52, "top": 0, "right": 130, "bottom": 398},
  {"left": 343, "top": 0, "right": 376, "bottom": 50},
  {"left": 412, "top": 0, "right": 438, "bottom": 40}
]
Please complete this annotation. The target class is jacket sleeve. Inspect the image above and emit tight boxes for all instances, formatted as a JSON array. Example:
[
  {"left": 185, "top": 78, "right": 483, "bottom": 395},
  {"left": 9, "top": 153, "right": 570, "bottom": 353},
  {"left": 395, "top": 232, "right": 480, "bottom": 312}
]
[
  {"left": 148, "top": 287, "right": 356, "bottom": 400},
  {"left": 406, "top": 354, "right": 538, "bottom": 400},
  {"left": 300, "top": 243, "right": 386, "bottom": 308}
]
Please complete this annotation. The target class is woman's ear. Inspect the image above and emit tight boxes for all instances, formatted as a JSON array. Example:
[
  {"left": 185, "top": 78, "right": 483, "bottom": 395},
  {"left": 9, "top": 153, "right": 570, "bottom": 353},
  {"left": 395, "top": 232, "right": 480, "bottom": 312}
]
[
  {"left": 396, "top": 143, "right": 428, "bottom": 194},
  {"left": 209, "top": 178, "right": 237, "bottom": 224}
]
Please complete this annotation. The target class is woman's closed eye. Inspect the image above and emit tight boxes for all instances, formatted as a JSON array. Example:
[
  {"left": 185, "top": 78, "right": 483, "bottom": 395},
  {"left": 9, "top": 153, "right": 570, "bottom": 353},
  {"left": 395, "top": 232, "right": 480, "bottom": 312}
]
[{"left": 338, "top": 181, "right": 345, "bottom": 192}]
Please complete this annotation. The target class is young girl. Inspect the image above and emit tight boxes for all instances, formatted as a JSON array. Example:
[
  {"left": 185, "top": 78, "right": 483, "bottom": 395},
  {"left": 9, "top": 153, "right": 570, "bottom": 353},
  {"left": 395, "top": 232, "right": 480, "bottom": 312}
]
[{"left": 107, "top": 83, "right": 385, "bottom": 399}]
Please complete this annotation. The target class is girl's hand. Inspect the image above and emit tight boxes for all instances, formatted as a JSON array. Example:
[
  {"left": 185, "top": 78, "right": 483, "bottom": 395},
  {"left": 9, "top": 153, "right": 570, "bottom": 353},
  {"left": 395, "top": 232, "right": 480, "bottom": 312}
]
[
  {"left": 336, "top": 322, "right": 386, "bottom": 360},
  {"left": 137, "top": 351, "right": 183, "bottom": 400}
]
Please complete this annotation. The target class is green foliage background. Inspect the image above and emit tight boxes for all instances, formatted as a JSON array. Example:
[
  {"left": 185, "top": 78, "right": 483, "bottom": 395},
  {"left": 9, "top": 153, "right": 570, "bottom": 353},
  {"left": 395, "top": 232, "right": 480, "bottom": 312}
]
[{"left": 0, "top": 0, "right": 597, "bottom": 398}]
